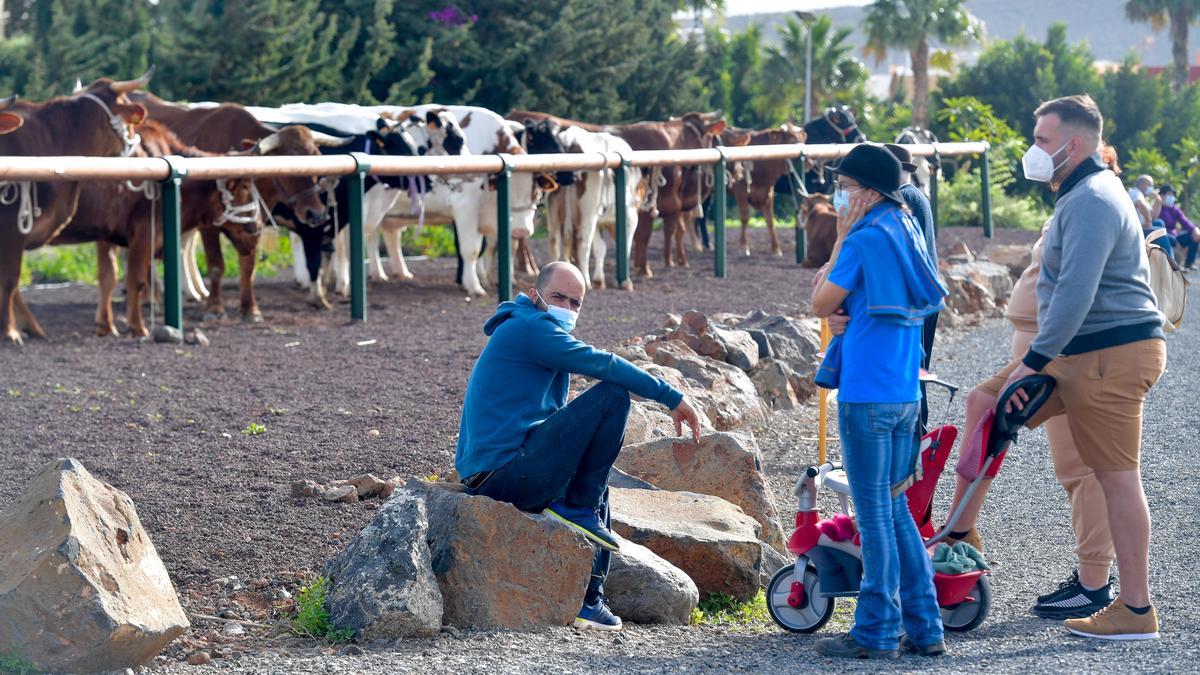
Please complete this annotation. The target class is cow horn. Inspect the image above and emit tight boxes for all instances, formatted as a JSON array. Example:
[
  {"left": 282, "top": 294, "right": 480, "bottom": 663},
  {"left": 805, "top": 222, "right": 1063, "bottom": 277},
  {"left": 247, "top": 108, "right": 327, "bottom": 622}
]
[
  {"left": 256, "top": 132, "right": 282, "bottom": 155},
  {"left": 0, "top": 94, "right": 17, "bottom": 107},
  {"left": 309, "top": 130, "right": 355, "bottom": 147},
  {"left": 73, "top": 78, "right": 84, "bottom": 94},
  {"left": 109, "top": 65, "right": 156, "bottom": 94}
]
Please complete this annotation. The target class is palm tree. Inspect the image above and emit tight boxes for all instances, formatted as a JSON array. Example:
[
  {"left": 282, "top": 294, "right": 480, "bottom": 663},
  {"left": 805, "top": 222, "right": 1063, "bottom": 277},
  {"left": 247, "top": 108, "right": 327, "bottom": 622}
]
[
  {"left": 864, "top": 0, "right": 983, "bottom": 128},
  {"left": 764, "top": 13, "right": 867, "bottom": 121},
  {"left": 1126, "top": 0, "right": 1200, "bottom": 91}
]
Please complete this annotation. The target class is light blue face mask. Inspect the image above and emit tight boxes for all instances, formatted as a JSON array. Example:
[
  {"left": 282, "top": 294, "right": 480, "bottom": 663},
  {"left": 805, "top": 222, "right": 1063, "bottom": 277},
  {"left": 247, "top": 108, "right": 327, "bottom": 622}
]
[
  {"left": 832, "top": 188, "right": 850, "bottom": 214},
  {"left": 536, "top": 290, "right": 578, "bottom": 333}
]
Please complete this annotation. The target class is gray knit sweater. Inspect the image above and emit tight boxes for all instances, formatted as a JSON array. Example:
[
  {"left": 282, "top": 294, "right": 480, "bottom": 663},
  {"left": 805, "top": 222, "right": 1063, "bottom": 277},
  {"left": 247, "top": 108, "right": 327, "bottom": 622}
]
[{"left": 1025, "top": 158, "right": 1164, "bottom": 369}]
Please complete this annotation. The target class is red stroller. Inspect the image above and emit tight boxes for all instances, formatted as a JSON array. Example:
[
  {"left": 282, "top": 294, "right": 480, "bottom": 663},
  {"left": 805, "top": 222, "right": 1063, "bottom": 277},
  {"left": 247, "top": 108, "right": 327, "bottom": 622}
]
[{"left": 766, "top": 367, "right": 1056, "bottom": 634}]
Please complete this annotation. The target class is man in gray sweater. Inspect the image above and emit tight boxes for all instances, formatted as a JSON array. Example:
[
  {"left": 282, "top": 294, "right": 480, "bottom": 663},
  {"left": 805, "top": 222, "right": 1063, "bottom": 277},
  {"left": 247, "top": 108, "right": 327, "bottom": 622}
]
[{"left": 979, "top": 95, "right": 1167, "bottom": 640}]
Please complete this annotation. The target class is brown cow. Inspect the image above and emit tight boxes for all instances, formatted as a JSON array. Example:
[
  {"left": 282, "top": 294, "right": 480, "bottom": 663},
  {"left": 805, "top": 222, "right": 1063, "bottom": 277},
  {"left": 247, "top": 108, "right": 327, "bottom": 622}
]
[
  {"left": 0, "top": 71, "right": 153, "bottom": 344},
  {"left": 507, "top": 110, "right": 726, "bottom": 277},
  {"left": 800, "top": 194, "right": 838, "bottom": 268},
  {"left": 47, "top": 120, "right": 262, "bottom": 337},
  {"left": 726, "top": 125, "right": 806, "bottom": 257},
  {"left": 129, "top": 92, "right": 333, "bottom": 321}
]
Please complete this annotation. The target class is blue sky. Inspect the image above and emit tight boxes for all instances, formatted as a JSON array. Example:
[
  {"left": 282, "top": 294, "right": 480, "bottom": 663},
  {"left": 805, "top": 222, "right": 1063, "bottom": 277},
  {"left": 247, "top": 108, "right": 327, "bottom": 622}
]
[{"left": 724, "top": 0, "right": 873, "bottom": 16}]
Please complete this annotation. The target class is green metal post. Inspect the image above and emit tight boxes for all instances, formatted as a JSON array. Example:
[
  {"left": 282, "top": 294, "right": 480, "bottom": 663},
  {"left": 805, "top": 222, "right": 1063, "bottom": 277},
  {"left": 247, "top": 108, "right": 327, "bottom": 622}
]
[
  {"left": 349, "top": 152, "right": 370, "bottom": 321},
  {"left": 981, "top": 148, "right": 993, "bottom": 239},
  {"left": 615, "top": 156, "right": 630, "bottom": 288},
  {"left": 160, "top": 156, "right": 186, "bottom": 331},
  {"left": 496, "top": 156, "right": 513, "bottom": 303},
  {"left": 714, "top": 153, "right": 726, "bottom": 278},
  {"left": 795, "top": 152, "right": 807, "bottom": 265}
]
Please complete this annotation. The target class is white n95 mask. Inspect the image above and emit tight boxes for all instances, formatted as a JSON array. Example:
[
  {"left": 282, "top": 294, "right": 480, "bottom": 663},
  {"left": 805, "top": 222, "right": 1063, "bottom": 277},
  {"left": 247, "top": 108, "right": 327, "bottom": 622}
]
[{"left": 1022, "top": 141, "right": 1070, "bottom": 183}]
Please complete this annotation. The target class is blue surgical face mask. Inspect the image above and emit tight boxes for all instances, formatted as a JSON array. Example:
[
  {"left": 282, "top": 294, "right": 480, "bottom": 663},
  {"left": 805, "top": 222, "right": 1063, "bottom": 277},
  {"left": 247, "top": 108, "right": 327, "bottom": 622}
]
[
  {"left": 832, "top": 188, "right": 850, "bottom": 214},
  {"left": 1165, "top": 195, "right": 1177, "bottom": 207},
  {"left": 536, "top": 290, "right": 579, "bottom": 333}
]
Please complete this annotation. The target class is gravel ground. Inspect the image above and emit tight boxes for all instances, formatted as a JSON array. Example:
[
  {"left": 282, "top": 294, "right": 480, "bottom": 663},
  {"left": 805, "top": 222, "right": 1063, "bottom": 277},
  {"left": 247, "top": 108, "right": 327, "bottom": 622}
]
[{"left": 18, "top": 226, "right": 1194, "bottom": 673}]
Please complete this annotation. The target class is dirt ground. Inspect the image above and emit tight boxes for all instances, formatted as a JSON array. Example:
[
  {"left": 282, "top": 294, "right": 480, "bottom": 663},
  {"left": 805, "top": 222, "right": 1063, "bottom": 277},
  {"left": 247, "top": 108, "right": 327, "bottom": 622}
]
[{"left": 0, "top": 225, "right": 1035, "bottom": 661}]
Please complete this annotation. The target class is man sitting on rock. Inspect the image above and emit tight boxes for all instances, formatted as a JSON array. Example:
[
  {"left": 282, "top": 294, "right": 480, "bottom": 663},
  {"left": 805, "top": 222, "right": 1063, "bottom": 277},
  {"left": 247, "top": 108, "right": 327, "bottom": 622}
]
[{"left": 456, "top": 261, "right": 703, "bottom": 631}]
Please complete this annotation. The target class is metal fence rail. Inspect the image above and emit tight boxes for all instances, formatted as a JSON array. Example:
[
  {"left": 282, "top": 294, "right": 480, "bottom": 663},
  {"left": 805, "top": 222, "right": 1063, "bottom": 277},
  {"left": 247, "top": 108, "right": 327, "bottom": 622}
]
[{"left": 0, "top": 140, "right": 990, "bottom": 330}]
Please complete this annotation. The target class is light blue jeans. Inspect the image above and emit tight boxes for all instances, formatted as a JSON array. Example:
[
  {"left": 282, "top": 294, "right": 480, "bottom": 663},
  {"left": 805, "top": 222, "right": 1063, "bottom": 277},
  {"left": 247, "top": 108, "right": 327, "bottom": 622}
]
[{"left": 838, "top": 401, "right": 944, "bottom": 650}]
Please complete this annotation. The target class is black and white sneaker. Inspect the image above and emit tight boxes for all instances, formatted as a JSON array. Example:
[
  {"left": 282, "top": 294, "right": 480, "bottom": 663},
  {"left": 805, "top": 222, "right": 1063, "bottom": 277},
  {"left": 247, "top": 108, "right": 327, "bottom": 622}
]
[{"left": 1032, "top": 570, "right": 1116, "bottom": 619}]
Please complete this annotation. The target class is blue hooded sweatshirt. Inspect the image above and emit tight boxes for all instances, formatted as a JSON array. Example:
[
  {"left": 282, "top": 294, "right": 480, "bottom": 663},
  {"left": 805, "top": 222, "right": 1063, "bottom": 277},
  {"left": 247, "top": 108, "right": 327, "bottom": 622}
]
[{"left": 456, "top": 294, "right": 684, "bottom": 478}]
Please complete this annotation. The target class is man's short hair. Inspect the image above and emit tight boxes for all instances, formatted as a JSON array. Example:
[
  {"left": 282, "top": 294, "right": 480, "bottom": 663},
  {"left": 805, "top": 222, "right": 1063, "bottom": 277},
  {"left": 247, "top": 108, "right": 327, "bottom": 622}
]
[
  {"left": 1136, "top": 174, "right": 1154, "bottom": 186},
  {"left": 535, "top": 261, "right": 584, "bottom": 293},
  {"left": 1034, "top": 95, "right": 1103, "bottom": 145}
]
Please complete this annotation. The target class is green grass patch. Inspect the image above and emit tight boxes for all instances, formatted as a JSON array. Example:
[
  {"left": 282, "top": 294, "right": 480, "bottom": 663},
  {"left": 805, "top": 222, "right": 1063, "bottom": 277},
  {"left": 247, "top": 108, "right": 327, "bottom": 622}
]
[
  {"left": 690, "top": 590, "right": 772, "bottom": 629},
  {"left": 292, "top": 576, "right": 355, "bottom": 643},
  {"left": 241, "top": 422, "right": 267, "bottom": 436},
  {"left": 0, "top": 648, "right": 39, "bottom": 675}
]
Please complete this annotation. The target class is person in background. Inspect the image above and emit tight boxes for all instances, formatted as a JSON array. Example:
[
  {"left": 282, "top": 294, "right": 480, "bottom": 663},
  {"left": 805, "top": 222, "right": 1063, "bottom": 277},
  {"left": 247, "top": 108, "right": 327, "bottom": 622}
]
[
  {"left": 1157, "top": 185, "right": 1198, "bottom": 269},
  {"left": 1129, "top": 174, "right": 1161, "bottom": 229}
]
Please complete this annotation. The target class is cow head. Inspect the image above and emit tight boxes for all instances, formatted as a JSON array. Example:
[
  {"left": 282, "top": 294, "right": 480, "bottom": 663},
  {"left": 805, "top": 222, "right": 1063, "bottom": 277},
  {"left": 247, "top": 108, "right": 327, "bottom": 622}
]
[
  {"left": 74, "top": 67, "right": 155, "bottom": 156},
  {"left": 518, "top": 118, "right": 576, "bottom": 187},
  {"left": 821, "top": 105, "right": 864, "bottom": 143},
  {"left": 0, "top": 112, "right": 22, "bottom": 135},
  {"left": 419, "top": 109, "right": 466, "bottom": 156},
  {"left": 252, "top": 126, "right": 348, "bottom": 227}
]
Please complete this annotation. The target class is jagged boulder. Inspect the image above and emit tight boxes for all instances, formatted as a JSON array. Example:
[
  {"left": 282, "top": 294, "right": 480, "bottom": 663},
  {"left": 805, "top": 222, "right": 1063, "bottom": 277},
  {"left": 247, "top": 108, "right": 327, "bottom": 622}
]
[
  {"left": 0, "top": 458, "right": 188, "bottom": 673},
  {"left": 605, "top": 534, "right": 699, "bottom": 625},
  {"left": 642, "top": 341, "right": 768, "bottom": 431}
]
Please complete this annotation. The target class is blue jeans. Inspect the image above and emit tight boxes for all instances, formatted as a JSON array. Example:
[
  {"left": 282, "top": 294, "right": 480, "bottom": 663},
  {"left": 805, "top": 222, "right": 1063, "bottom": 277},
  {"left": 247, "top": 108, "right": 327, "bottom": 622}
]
[
  {"left": 471, "top": 381, "right": 631, "bottom": 601},
  {"left": 1170, "top": 232, "right": 1198, "bottom": 267},
  {"left": 838, "top": 401, "right": 944, "bottom": 650}
]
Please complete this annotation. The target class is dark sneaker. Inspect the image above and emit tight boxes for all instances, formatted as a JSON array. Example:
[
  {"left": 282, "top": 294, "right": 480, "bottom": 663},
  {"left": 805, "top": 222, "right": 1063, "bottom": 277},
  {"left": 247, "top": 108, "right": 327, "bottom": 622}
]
[
  {"left": 1033, "top": 570, "right": 1116, "bottom": 619},
  {"left": 573, "top": 597, "right": 622, "bottom": 631},
  {"left": 899, "top": 635, "right": 946, "bottom": 657},
  {"left": 814, "top": 633, "right": 898, "bottom": 660},
  {"left": 543, "top": 499, "right": 620, "bottom": 552}
]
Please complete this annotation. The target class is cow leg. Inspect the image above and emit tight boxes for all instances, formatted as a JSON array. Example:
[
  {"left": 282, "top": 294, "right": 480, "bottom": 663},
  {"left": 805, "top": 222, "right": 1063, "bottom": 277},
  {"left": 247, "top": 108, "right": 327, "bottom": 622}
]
[
  {"left": 95, "top": 241, "right": 119, "bottom": 337},
  {"left": 366, "top": 222, "right": 388, "bottom": 282},
  {"left": 516, "top": 236, "right": 538, "bottom": 278},
  {"left": 590, "top": 226, "right": 607, "bottom": 289},
  {"left": 125, "top": 233, "right": 151, "bottom": 338},
  {"left": 332, "top": 227, "right": 350, "bottom": 299},
  {"left": 238, "top": 250, "right": 262, "bottom": 322},
  {"left": 632, "top": 210, "right": 654, "bottom": 278},
  {"left": 765, "top": 193, "right": 782, "bottom": 256},
  {"left": 302, "top": 232, "right": 332, "bottom": 310},
  {"left": 200, "top": 226, "right": 227, "bottom": 321},
  {"left": 0, "top": 233, "right": 26, "bottom": 345},
  {"left": 738, "top": 193, "right": 752, "bottom": 256},
  {"left": 12, "top": 291, "right": 45, "bottom": 340},
  {"left": 382, "top": 224, "right": 413, "bottom": 280},
  {"left": 675, "top": 217, "right": 690, "bottom": 268},
  {"left": 291, "top": 232, "right": 311, "bottom": 289}
]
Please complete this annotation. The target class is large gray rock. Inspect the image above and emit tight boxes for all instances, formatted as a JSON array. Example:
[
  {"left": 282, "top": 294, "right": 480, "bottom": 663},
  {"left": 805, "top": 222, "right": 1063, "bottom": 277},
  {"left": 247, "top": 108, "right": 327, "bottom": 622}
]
[
  {"left": 734, "top": 311, "right": 822, "bottom": 395},
  {"left": 981, "top": 243, "right": 1034, "bottom": 279},
  {"left": 943, "top": 260, "right": 1014, "bottom": 318},
  {"left": 407, "top": 481, "right": 594, "bottom": 629},
  {"left": 616, "top": 432, "right": 787, "bottom": 553},
  {"left": 605, "top": 534, "right": 699, "bottom": 625},
  {"left": 610, "top": 487, "right": 764, "bottom": 600},
  {"left": 323, "top": 491, "right": 444, "bottom": 639},
  {"left": 660, "top": 310, "right": 760, "bottom": 371},
  {"left": 0, "top": 458, "right": 188, "bottom": 673},
  {"left": 749, "top": 358, "right": 802, "bottom": 410},
  {"left": 643, "top": 341, "right": 768, "bottom": 431},
  {"left": 623, "top": 400, "right": 680, "bottom": 445}
]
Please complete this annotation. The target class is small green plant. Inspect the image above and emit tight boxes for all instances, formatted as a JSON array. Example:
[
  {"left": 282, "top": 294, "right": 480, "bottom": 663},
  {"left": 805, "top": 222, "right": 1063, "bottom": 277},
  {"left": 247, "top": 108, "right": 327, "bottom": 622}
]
[
  {"left": 0, "top": 647, "right": 39, "bottom": 675},
  {"left": 689, "top": 590, "right": 771, "bottom": 629},
  {"left": 242, "top": 422, "right": 267, "bottom": 436},
  {"left": 401, "top": 224, "right": 457, "bottom": 259},
  {"left": 292, "top": 576, "right": 355, "bottom": 642}
]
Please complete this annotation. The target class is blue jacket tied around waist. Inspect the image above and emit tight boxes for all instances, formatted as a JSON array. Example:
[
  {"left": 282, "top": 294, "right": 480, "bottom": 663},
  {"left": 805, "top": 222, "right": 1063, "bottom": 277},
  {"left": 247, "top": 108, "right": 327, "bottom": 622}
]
[{"left": 816, "top": 203, "right": 947, "bottom": 389}]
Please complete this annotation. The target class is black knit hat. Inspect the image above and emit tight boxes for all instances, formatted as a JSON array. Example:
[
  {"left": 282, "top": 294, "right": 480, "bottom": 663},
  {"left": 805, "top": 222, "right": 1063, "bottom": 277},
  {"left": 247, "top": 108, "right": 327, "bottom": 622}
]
[
  {"left": 829, "top": 144, "right": 905, "bottom": 204},
  {"left": 1160, "top": 184, "right": 1176, "bottom": 195},
  {"left": 884, "top": 143, "right": 919, "bottom": 174}
]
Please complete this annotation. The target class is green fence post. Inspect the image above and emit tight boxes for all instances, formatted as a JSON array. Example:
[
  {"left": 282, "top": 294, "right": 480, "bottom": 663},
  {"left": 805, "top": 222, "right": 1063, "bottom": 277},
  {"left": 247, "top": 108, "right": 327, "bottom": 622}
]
[
  {"left": 981, "top": 147, "right": 993, "bottom": 239},
  {"left": 349, "top": 152, "right": 370, "bottom": 321},
  {"left": 714, "top": 152, "right": 727, "bottom": 278},
  {"left": 614, "top": 155, "right": 630, "bottom": 289},
  {"left": 496, "top": 155, "right": 513, "bottom": 303},
  {"left": 160, "top": 155, "right": 187, "bottom": 331},
  {"left": 795, "top": 152, "right": 807, "bottom": 265}
]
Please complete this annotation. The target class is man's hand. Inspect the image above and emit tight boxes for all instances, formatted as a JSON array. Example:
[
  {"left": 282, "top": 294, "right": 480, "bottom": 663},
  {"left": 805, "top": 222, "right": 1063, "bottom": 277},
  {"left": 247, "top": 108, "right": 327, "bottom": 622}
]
[
  {"left": 671, "top": 399, "right": 702, "bottom": 443},
  {"left": 1000, "top": 363, "right": 1037, "bottom": 413},
  {"left": 828, "top": 308, "right": 849, "bottom": 336}
]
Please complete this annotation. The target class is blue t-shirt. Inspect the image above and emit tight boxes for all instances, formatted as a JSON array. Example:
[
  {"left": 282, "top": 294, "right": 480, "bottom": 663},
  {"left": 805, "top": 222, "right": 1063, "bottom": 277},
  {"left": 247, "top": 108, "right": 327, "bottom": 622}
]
[{"left": 827, "top": 242, "right": 923, "bottom": 404}]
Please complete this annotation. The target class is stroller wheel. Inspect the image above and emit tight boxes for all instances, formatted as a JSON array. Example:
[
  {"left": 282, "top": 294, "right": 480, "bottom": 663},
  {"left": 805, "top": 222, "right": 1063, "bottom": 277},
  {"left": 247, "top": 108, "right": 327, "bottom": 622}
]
[
  {"left": 766, "top": 561, "right": 835, "bottom": 633},
  {"left": 941, "top": 574, "right": 992, "bottom": 632}
]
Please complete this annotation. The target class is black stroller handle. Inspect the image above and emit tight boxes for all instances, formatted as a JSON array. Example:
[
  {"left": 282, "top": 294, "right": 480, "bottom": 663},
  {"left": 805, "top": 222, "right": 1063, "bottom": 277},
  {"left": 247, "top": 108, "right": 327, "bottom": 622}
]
[{"left": 989, "top": 374, "right": 1057, "bottom": 455}]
